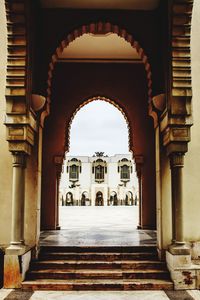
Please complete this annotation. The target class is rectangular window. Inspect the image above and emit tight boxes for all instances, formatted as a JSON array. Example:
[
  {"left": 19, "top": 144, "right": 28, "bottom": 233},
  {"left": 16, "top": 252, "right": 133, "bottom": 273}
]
[
  {"left": 95, "top": 165, "right": 104, "bottom": 181},
  {"left": 69, "top": 165, "right": 79, "bottom": 180},
  {"left": 121, "top": 165, "right": 130, "bottom": 180}
]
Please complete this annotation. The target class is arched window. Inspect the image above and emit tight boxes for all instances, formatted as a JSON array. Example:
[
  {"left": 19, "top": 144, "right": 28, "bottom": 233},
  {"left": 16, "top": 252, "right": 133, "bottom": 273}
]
[
  {"left": 95, "top": 165, "right": 104, "bottom": 181},
  {"left": 67, "top": 158, "right": 81, "bottom": 181},
  {"left": 121, "top": 165, "right": 130, "bottom": 180},
  {"left": 118, "top": 157, "right": 132, "bottom": 182},
  {"left": 92, "top": 157, "right": 107, "bottom": 183},
  {"left": 69, "top": 164, "right": 79, "bottom": 180}
]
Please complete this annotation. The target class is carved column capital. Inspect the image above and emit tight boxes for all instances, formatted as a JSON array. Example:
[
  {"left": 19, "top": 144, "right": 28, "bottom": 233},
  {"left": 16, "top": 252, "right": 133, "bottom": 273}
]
[
  {"left": 12, "top": 152, "right": 27, "bottom": 168},
  {"left": 5, "top": 110, "right": 37, "bottom": 155},
  {"left": 170, "top": 153, "right": 184, "bottom": 169}
]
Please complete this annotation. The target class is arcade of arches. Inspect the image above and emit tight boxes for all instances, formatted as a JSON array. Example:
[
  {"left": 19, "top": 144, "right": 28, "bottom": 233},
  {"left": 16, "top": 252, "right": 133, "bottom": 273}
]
[{"left": 1, "top": 0, "right": 200, "bottom": 291}]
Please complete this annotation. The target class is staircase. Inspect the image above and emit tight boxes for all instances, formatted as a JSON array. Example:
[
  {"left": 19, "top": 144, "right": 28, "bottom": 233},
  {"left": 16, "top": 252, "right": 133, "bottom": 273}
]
[{"left": 22, "top": 246, "right": 173, "bottom": 290}]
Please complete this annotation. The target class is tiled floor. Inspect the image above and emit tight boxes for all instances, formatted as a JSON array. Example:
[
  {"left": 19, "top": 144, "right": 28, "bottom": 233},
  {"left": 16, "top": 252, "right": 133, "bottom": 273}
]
[{"left": 40, "top": 206, "right": 156, "bottom": 247}]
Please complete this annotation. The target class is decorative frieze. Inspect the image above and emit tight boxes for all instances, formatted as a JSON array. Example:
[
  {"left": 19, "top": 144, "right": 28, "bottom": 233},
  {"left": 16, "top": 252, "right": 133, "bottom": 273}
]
[
  {"left": 160, "top": 0, "right": 193, "bottom": 155},
  {"left": 171, "top": 1, "right": 193, "bottom": 98},
  {"left": 5, "top": 0, "right": 37, "bottom": 155}
]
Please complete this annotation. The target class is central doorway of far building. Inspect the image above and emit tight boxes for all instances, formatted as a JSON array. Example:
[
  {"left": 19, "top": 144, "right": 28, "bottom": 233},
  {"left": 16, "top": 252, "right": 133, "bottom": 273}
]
[{"left": 96, "top": 191, "right": 104, "bottom": 206}]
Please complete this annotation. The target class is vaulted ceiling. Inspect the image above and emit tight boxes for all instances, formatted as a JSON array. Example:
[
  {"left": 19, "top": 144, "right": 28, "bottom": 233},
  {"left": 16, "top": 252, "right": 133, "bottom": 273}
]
[{"left": 58, "top": 33, "right": 140, "bottom": 62}]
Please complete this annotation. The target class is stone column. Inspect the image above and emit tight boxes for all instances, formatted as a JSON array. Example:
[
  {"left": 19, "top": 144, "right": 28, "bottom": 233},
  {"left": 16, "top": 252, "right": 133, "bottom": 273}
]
[
  {"left": 169, "top": 153, "right": 186, "bottom": 249},
  {"left": 55, "top": 173, "right": 61, "bottom": 230},
  {"left": 8, "top": 152, "right": 26, "bottom": 252},
  {"left": 135, "top": 156, "right": 144, "bottom": 230},
  {"left": 54, "top": 156, "right": 63, "bottom": 230},
  {"left": 137, "top": 168, "right": 142, "bottom": 229}
]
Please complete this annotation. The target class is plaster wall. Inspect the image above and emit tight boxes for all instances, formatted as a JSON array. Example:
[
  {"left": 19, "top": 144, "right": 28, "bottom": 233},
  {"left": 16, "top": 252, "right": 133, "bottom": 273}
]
[
  {"left": 108, "top": 163, "right": 120, "bottom": 187},
  {"left": 79, "top": 162, "right": 91, "bottom": 188},
  {"left": 183, "top": 0, "right": 200, "bottom": 241},
  {"left": 0, "top": 1, "right": 12, "bottom": 246}
]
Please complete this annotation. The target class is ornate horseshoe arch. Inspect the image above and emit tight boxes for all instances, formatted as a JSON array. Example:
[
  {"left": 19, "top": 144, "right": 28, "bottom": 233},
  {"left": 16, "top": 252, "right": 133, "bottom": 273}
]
[{"left": 41, "top": 21, "right": 153, "bottom": 126}]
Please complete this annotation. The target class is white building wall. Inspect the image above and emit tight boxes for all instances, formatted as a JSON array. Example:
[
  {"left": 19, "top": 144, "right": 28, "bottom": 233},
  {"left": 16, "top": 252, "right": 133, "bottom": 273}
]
[{"left": 60, "top": 153, "right": 138, "bottom": 206}]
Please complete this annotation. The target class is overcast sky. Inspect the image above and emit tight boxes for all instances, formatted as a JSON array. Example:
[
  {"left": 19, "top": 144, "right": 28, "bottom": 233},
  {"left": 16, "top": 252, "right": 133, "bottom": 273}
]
[{"left": 67, "top": 100, "right": 130, "bottom": 156}]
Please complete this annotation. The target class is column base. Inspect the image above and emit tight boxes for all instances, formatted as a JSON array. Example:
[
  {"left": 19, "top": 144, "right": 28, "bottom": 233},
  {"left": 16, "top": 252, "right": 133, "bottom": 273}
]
[
  {"left": 4, "top": 248, "right": 32, "bottom": 288},
  {"left": 166, "top": 249, "right": 197, "bottom": 290},
  {"left": 169, "top": 243, "right": 191, "bottom": 255},
  {"left": 6, "top": 244, "right": 26, "bottom": 256}
]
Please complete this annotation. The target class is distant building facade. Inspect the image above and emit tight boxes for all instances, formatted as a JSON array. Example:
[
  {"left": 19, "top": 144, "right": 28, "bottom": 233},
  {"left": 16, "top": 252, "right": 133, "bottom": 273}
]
[{"left": 60, "top": 153, "right": 138, "bottom": 206}]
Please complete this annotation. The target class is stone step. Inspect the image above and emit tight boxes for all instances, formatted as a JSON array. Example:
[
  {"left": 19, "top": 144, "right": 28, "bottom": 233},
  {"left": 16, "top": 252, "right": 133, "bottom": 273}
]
[
  {"left": 39, "top": 246, "right": 157, "bottom": 254},
  {"left": 27, "top": 269, "right": 170, "bottom": 280},
  {"left": 39, "top": 252, "right": 157, "bottom": 261},
  {"left": 22, "top": 278, "right": 173, "bottom": 291},
  {"left": 31, "top": 260, "right": 166, "bottom": 270}
]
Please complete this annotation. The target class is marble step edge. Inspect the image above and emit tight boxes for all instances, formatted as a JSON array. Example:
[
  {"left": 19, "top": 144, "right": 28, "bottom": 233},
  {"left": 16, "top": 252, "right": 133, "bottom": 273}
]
[
  {"left": 39, "top": 252, "right": 157, "bottom": 256},
  {"left": 31, "top": 259, "right": 165, "bottom": 265},
  {"left": 27, "top": 272, "right": 170, "bottom": 280},
  {"left": 21, "top": 279, "right": 173, "bottom": 291},
  {"left": 28, "top": 269, "right": 169, "bottom": 274},
  {"left": 39, "top": 246, "right": 157, "bottom": 253},
  {"left": 38, "top": 255, "right": 158, "bottom": 261}
]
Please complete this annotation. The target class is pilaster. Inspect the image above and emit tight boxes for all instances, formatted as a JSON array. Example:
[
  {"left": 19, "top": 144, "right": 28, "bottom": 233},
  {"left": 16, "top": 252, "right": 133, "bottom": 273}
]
[
  {"left": 135, "top": 155, "right": 144, "bottom": 230},
  {"left": 54, "top": 155, "right": 64, "bottom": 230}
]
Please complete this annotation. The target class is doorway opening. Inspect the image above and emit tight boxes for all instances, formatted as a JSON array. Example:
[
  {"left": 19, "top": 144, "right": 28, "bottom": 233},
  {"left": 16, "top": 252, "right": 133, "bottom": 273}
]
[
  {"left": 95, "top": 191, "right": 104, "bottom": 206},
  {"left": 59, "top": 99, "right": 140, "bottom": 241}
]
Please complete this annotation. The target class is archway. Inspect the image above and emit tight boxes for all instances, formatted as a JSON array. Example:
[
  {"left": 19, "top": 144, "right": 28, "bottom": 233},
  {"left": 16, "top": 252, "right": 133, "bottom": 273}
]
[
  {"left": 59, "top": 98, "right": 140, "bottom": 232},
  {"left": 41, "top": 22, "right": 153, "bottom": 126},
  {"left": 66, "top": 192, "right": 73, "bottom": 206},
  {"left": 125, "top": 191, "right": 134, "bottom": 206},
  {"left": 109, "top": 191, "right": 118, "bottom": 206},
  {"left": 41, "top": 22, "right": 156, "bottom": 238},
  {"left": 1, "top": 1, "right": 195, "bottom": 290},
  {"left": 81, "top": 191, "right": 90, "bottom": 206},
  {"left": 95, "top": 192, "right": 104, "bottom": 206}
]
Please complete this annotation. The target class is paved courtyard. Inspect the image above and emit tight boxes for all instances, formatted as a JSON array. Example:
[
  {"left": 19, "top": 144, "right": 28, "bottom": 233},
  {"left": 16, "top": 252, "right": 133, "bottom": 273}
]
[
  {"left": 1, "top": 207, "right": 200, "bottom": 299},
  {"left": 40, "top": 206, "right": 156, "bottom": 247}
]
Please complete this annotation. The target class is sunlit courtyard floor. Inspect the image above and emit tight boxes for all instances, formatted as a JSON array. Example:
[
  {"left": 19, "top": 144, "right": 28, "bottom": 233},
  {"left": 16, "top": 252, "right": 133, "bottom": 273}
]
[{"left": 40, "top": 206, "right": 156, "bottom": 247}]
